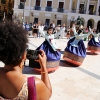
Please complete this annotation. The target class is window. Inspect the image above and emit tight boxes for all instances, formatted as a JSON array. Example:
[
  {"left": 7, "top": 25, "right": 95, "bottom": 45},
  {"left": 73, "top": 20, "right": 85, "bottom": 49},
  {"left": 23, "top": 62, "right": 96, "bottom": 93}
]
[
  {"left": 89, "top": 5, "right": 94, "bottom": 15},
  {"left": 79, "top": 4, "right": 84, "bottom": 13},
  {"left": 45, "top": 19, "right": 50, "bottom": 26},
  {"left": 58, "top": 2, "right": 64, "bottom": 12},
  {"left": 35, "top": 0, "right": 40, "bottom": 6},
  {"left": 35, "top": 0, "right": 41, "bottom": 10},
  {"left": 20, "top": 0, "right": 26, "bottom": 2},
  {"left": 1, "top": 0, "right": 6, "bottom": 4},
  {"left": 19, "top": 0, "right": 26, "bottom": 9},
  {"left": 34, "top": 18, "right": 38, "bottom": 24},
  {"left": 58, "top": 2, "right": 64, "bottom": 8},
  {"left": 57, "top": 20, "right": 61, "bottom": 25},
  {"left": 46, "top": 1, "right": 52, "bottom": 11},
  {"left": 47, "top": 1, "right": 52, "bottom": 7}
]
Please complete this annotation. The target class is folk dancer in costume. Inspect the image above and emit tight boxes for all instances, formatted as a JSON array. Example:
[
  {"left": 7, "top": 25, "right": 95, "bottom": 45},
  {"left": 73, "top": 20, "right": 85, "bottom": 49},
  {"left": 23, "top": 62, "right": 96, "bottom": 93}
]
[
  {"left": 88, "top": 26, "right": 94, "bottom": 41},
  {"left": 87, "top": 30, "right": 100, "bottom": 54},
  {"left": 63, "top": 23, "right": 87, "bottom": 66},
  {"left": 34, "top": 26, "right": 63, "bottom": 72}
]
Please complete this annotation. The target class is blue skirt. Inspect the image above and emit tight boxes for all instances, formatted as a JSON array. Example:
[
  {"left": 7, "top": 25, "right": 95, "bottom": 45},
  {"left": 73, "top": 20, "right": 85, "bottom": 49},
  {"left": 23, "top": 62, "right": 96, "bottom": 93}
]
[
  {"left": 35, "top": 40, "right": 61, "bottom": 71},
  {"left": 65, "top": 37, "right": 86, "bottom": 58},
  {"left": 88, "top": 37, "right": 100, "bottom": 47},
  {"left": 36, "top": 40, "right": 61, "bottom": 61},
  {"left": 87, "top": 37, "right": 100, "bottom": 52}
]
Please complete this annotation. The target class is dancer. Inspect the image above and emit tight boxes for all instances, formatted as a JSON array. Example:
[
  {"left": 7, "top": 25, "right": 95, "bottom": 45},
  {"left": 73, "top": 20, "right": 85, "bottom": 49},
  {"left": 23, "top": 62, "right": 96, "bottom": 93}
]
[
  {"left": 87, "top": 29, "right": 100, "bottom": 54},
  {"left": 34, "top": 26, "right": 62, "bottom": 72},
  {"left": 63, "top": 22, "right": 87, "bottom": 66}
]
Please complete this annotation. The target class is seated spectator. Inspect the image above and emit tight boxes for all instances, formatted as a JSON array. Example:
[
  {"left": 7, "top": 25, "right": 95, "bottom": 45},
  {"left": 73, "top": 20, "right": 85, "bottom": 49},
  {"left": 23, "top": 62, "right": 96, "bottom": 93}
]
[{"left": 0, "top": 21, "right": 52, "bottom": 100}]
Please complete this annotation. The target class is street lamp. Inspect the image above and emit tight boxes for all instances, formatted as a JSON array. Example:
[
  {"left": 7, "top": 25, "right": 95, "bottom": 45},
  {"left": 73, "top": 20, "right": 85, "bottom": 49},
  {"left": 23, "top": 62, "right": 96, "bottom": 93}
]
[{"left": 22, "top": 0, "right": 25, "bottom": 24}]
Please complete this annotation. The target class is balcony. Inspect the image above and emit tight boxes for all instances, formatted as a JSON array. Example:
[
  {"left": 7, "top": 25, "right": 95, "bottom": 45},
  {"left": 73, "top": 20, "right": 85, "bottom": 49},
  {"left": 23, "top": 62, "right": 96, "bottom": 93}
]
[
  {"left": 79, "top": 10, "right": 86, "bottom": 14},
  {"left": 45, "top": 6, "right": 52, "bottom": 11},
  {"left": 72, "top": 9, "right": 76, "bottom": 13},
  {"left": 18, "top": 4, "right": 24, "bottom": 9},
  {"left": 34, "top": 6, "right": 41, "bottom": 10},
  {"left": 89, "top": 10, "right": 96, "bottom": 15},
  {"left": 58, "top": 8, "right": 64, "bottom": 13}
]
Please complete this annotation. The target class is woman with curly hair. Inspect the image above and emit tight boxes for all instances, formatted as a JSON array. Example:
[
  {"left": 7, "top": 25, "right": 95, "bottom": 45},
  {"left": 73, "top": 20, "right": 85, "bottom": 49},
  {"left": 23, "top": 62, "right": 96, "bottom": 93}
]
[{"left": 0, "top": 21, "right": 52, "bottom": 100}]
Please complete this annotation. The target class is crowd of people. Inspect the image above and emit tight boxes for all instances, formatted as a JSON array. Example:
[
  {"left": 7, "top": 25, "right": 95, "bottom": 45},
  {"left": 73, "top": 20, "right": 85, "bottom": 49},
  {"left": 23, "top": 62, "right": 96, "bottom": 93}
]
[
  {"left": 0, "top": 20, "right": 100, "bottom": 100},
  {"left": 20, "top": 20, "right": 100, "bottom": 40}
]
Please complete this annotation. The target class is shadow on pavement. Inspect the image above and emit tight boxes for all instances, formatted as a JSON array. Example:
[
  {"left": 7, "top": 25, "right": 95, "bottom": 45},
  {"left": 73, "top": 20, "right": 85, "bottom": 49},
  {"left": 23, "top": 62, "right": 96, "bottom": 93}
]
[
  {"left": 22, "top": 66, "right": 40, "bottom": 75},
  {"left": 60, "top": 60, "right": 78, "bottom": 67},
  {"left": 23, "top": 66, "right": 56, "bottom": 75},
  {"left": 86, "top": 52, "right": 98, "bottom": 55}
]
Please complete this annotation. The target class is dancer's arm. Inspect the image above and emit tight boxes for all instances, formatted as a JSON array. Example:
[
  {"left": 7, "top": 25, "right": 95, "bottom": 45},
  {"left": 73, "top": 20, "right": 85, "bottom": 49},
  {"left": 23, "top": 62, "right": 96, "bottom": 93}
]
[
  {"left": 54, "top": 29, "right": 63, "bottom": 38},
  {"left": 38, "top": 26, "right": 46, "bottom": 37}
]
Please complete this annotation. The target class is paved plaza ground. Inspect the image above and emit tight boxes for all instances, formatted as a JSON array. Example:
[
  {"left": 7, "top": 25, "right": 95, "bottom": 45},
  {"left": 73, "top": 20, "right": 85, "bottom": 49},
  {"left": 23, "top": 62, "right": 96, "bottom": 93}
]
[{"left": 1, "top": 37, "right": 100, "bottom": 100}]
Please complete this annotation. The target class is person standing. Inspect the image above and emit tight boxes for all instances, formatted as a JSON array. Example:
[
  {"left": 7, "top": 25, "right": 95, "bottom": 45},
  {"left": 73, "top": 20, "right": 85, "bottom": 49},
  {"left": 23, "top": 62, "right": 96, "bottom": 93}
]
[
  {"left": 25, "top": 22, "right": 30, "bottom": 32},
  {"left": 0, "top": 21, "right": 52, "bottom": 100}
]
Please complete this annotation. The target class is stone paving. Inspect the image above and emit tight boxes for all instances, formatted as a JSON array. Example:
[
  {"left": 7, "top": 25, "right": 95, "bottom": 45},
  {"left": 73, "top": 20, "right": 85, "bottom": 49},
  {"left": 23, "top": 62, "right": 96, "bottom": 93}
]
[{"left": 1, "top": 37, "right": 100, "bottom": 100}]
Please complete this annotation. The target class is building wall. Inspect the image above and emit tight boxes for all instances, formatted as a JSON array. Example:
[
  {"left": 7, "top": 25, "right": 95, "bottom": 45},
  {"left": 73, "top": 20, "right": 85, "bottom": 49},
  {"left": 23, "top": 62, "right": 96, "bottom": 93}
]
[{"left": 13, "top": 0, "right": 100, "bottom": 28}]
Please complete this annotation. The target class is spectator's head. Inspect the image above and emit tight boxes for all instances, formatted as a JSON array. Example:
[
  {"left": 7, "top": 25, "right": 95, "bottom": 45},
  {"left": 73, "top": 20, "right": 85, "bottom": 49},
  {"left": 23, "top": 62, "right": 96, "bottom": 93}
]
[
  {"left": 0, "top": 21, "right": 28, "bottom": 66},
  {"left": 47, "top": 27, "right": 53, "bottom": 35}
]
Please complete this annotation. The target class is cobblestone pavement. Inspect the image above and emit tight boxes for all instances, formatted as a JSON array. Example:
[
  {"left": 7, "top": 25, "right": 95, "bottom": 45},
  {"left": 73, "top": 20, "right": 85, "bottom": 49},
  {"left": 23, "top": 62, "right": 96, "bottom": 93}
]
[{"left": 1, "top": 37, "right": 100, "bottom": 100}]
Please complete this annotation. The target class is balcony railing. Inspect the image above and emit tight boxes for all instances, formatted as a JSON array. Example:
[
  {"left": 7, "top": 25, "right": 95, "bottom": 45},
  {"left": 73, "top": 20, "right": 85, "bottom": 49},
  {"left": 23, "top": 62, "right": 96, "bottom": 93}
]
[
  {"left": 79, "top": 10, "right": 86, "bottom": 14},
  {"left": 18, "top": 3, "right": 24, "bottom": 9},
  {"left": 58, "top": 8, "right": 64, "bottom": 13},
  {"left": 34, "top": 6, "right": 41, "bottom": 10},
  {"left": 45, "top": 6, "right": 52, "bottom": 11},
  {"left": 72, "top": 9, "right": 76, "bottom": 13},
  {"left": 89, "top": 11, "right": 96, "bottom": 15}
]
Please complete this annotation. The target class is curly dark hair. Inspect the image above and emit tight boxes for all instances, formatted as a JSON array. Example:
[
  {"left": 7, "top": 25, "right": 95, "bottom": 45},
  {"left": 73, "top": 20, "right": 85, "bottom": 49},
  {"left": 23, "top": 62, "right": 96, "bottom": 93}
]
[{"left": 0, "top": 21, "right": 28, "bottom": 65}]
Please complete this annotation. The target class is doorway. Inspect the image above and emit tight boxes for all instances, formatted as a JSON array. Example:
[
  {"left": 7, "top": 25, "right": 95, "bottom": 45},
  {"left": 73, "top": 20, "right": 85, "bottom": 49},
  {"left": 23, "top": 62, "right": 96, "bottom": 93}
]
[
  {"left": 45, "top": 19, "right": 50, "bottom": 26},
  {"left": 34, "top": 18, "right": 38, "bottom": 24},
  {"left": 87, "top": 19, "right": 94, "bottom": 29},
  {"left": 35, "top": 0, "right": 40, "bottom": 6},
  {"left": 97, "top": 21, "right": 100, "bottom": 32},
  {"left": 58, "top": 2, "right": 64, "bottom": 12},
  {"left": 79, "top": 4, "right": 84, "bottom": 13},
  {"left": 89, "top": 5, "right": 94, "bottom": 15},
  {"left": 57, "top": 20, "right": 61, "bottom": 25}
]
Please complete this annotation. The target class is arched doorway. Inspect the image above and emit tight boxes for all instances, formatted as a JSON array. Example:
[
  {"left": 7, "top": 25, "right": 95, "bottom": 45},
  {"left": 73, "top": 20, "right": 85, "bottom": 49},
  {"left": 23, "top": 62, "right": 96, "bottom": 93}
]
[
  {"left": 97, "top": 21, "right": 100, "bottom": 32},
  {"left": 87, "top": 19, "right": 94, "bottom": 29}
]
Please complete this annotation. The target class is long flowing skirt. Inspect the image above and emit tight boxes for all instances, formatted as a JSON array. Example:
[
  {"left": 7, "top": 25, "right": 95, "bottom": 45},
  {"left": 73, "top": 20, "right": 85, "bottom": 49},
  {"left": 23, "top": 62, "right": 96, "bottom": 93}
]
[
  {"left": 32, "top": 40, "right": 61, "bottom": 72},
  {"left": 63, "top": 37, "right": 86, "bottom": 66},
  {"left": 87, "top": 37, "right": 100, "bottom": 52}
]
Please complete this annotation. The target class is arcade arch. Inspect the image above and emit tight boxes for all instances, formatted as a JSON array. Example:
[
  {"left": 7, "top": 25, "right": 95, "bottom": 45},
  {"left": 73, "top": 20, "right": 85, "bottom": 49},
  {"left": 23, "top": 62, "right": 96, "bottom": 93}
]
[
  {"left": 87, "top": 19, "right": 94, "bottom": 29},
  {"left": 97, "top": 20, "right": 100, "bottom": 32}
]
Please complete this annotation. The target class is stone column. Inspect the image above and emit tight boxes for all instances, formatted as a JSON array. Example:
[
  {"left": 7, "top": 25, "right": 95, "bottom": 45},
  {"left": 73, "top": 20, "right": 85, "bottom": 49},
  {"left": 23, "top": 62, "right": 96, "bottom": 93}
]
[
  {"left": 84, "top": 21, "right": 87, "bottom": 28},
  {"left": 14, "top": 0, "right": 19, "bottom": 8},
  {"left": 96, "top": 0, "right": 100, "bottom": 15},
  {"left": 67, "top": 20, "right": 71, "bottom": 27},
  {"left": 76, "top": 0, "right": 80, "bottom": 13},
  {"left": 69, "top": 0, "right": 73, "bottom": 12},
  {"left": 29, "top": 0, "right": 31, "bottom": 7},
  {"left": 18, "top": 0, "right": 20, "bottom": 5},
  {"left": 94, "top": 23, "right": 97, "bottom": 28},
  {"left": 86, "top": 0, "right": 90, "bottom": 14}
]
